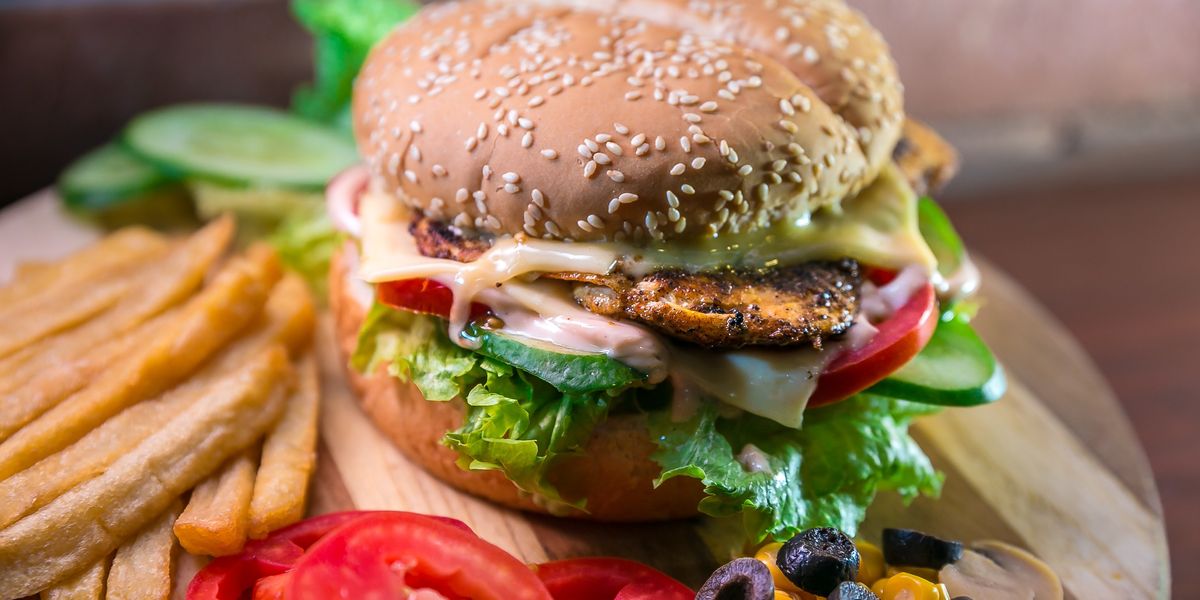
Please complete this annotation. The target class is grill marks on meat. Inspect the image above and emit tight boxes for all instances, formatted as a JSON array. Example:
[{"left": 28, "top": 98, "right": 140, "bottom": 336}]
[
  {"left": 894, "top": 118, "right": 959, "bottom": 196},
  {"left": 408, "top": 224, "right": 863, "bottom": 349},
  {"left": 550, "top": 261, "right": 861, "bottom": 349}
]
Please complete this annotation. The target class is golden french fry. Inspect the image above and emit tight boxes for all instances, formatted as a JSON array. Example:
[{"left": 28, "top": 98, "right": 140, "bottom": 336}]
[
  {"left": 0, "top": 346, "right": 290, "bottom": 597},
  {"left": 249, "top": 353, "right": 320, "bottom": 538},
  {"left": 0, "top": 227, "right": 166, "bottom": 315},
  {"left": 0, "top": 272, "right": 317, "bottom": 528},
  {"left": 106, "top": 501, "right": 181, "bottom": 600},
  {"left": 175, "top": 448, "right": 259, "bottom": 557},
  {"left": 0, "top": 243, "right": 280, "bottom": 480},
  {"left": 39, "top": 558, "right": 108, "bottom": 600},
  {"left": 0, "top": 279, "right": 126, "bottom": 359},
  {"left": 0, "top": 217, "right": 234, "bottom": 437}
]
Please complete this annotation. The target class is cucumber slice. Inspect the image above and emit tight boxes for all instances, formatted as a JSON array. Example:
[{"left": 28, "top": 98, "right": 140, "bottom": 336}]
[
  {"left": 918, "top": 197, "right": 966, "bottom": 279},
  {"left": 868, "top": 313, "right": 1005, "bottom": 406},
  {"left": 58, "top": 144, "right": 175, "bottom": 211},
  {"left": 461, "top": 324, "right": 646, "bottom": 394},
  {"left": 124, "top": 104, "right": 358, "bottom": 189}
]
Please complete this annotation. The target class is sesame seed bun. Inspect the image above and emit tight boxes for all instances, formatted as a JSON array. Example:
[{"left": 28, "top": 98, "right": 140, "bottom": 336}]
[
  {"left": 353, "top": 0, "right": 904, "bottom": 243},
  {"left": 330, "top": 248, "right": 706, "bottom": 520}
]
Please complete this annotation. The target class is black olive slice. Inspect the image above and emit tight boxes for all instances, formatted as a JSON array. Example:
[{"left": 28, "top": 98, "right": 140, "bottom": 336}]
[
  {"left": 827, "top": 581, "right": 879, "bottom": 599},
  {"left": 777, "top": 527, "right": 860, "bottom": 596},
  {"left": 882, "top": 528, "right": 964, "bottom": 569},
  {"left": 696, "top": 558, "right": 774, "bottom": 600}
]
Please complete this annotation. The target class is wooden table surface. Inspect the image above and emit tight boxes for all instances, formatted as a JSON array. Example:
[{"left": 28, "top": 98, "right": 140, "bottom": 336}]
[{"left": 943, "top": 176, "right": 1200, "bottom": 597}]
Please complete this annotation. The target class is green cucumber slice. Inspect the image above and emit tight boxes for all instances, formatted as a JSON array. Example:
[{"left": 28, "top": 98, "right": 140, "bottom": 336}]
[
  {"left": 124, "top": 104, "right": 358, "bottom": 189},
  {"left": 58, "top": 144, "right": 175, "bottom": 211},
  {"left": 868, "top": 313, "right": 1005, "bottom": 406},
  {"left": 461, "top": 324, "right": 646, "bottom": 394},
  {"left": 918, "top": 197, "right": 966, "bottom": 279}
]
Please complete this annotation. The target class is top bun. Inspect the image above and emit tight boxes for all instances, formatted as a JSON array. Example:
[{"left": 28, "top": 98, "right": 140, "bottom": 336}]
[{"left": 353, "top": 0, "right": 904, "bottom": 243}]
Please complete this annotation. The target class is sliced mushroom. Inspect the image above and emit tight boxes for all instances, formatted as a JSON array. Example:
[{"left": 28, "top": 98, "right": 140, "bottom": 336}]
[{"left": 938, "top": 541, "right": 1063, "bottom": 600}]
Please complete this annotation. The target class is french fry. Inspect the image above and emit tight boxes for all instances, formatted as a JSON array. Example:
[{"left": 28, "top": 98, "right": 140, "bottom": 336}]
[
  {"left": 106, "top": 501, "right": 181, "bottom": 600},
  {"left": 0, "top": 346, "right": 290, "bottom": 597},
  {"left": 0, "top": 243, "right": 280, "bottom": 480},
  {"left": 0, "top": 279, "right": 126, "bottom": 359},
  {"left": 39, "top": 559, "right": 108, "bottom": 600},
  {"left": 175, "top": 448, "right": 259, "bottom": 557},
  {"left": 249, "top": 353, "right": 320, "bottom": 539},
  {"left": 0, "top": 218, "right": 234, "bottom": 438},
  {"left": 0, "top": 227, "right": 166, "bottom": 315},
  {"left": 0, "top": 273, "right": 316, "bottom": 528}
]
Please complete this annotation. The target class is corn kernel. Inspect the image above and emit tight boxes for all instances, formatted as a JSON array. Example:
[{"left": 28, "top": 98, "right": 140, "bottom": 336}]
[
  {"left": 886, "top": 565, "right": 940, "bottom": 583},
  {"left": 855, "top": 539, "right": 885, "bottom": 584},
  {"left": 872, "top": 573, "right": 946, "bottom": 600}
]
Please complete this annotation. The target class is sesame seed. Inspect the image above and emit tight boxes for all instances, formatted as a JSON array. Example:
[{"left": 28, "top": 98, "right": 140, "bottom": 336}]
[
  {"left": 465, "top": 137, "right": 478, "bottom": 151},
  {"left": 680, "top": 184, "right": 696, "bottom": 195},
  {"left": 779, "top": 98, "right": 796, "bottom": 116},
  {"left": 502, "top": 172, "right": 520, "bottom": 183},
  {"left": 532, "top": 189, "right": 546, "bottom": 206},
  {"left": 456, "top": 188, "right": 469, "bottom": 203},
  {"left": 674, "top": 217, "right": 687, "bottom": 233},
  {"left": 432, "top": 164, "right": 447, "bottom": 177},
  {"left": 584, "top": 161, "right": 598, "bottom": 178},
  {"left": 630, "top": 133, "right": 646, "bottom": 146},
  {"left": 477, "top": 123, "right": 489, "bottom": 140},
  {"left": 619, "top": 192, "right": 638, "bottom": 203},
  {"left": 645, "top": 212, "right": 659, "bottom": 231},
  {"left": 666, "top": 190, "right": 680, "bottom": 207},
  {"left": 528, "top": 96, "right": 545, "bottom": 107},
  {"left": 684, "top": 113, "right": 702, "bottom": 123},
  {"left": 670, "top": 163, "right": 686, "bottom": 176},
  {"left": 595, "top": 133, "right": 612, "bottom": 143},
  {"left": 738, "top": 165, "right": 753, "bottom": 176},
  {"left": 693, "top": 134, "right": 711, "bottom": 145},
  {"left": 680, "top": 94, "right": 699, "bottom": 105},
  {"left": 578, "top": 144, "right": 593, "bottom": 158},
  {"left": 654, "top": 136, "right": 666, "bottom": 151},
  {"left": 608, "top": 198, "right": 622, "bottom": 214},
  {"left": 608, "top": 170, "right": 625, "bottom": 182},
  {"left": 605, "top": 141, "right": 623, "bottom": 155},
  {"left": 410, "top": 120, "right": 423, "bottom": 133},
  {"left": 593, "top": 153, "right": 612, "bottom": 165},
  {"left": 718, "top": 190, "right": 734, "bottom": 201},
  {"left": 584, "top": 139, "right": 600, "bottom": 152},
  {"left": 635, "top": 143, "right": 650, "bottom": 156},
  {"left": 780, "top": 120, "right": 799, "bottom": 133},
  {"left": 692, "top": 157, "right": 706, "bottom": 169},
  {"left": 410, "top": 146, "right": 422, "bottom": 162},
  {"left": 680, "top": 137, "right": 692, "bottom": 153},
  {"left": 541, "top": 149, "right": 558, "bottom": 159},
  {"left": 625, "top": 91, "right": 643, "bottom": 101},
  {"left": 757, "top": 183, "right": 769, "bottom": 201},
  {"left": 728, "top": 148, "right": 740, "bottom": 163},
  {"left": 498, "top": 123, "right": 509, "bottom": 137},
  {"left": 404, "top": 170, "right": 418, "bottom": 183},
  {"left": 518, "top": 118, "right": 534, "bottom": 129},
  {"left": 614, "top": 122, "right": 629, "bottom": 135},
  {"left": 772, "top": 159, "right": 788, "bottom": 172},
  {"left": 474, "top": 88, "right": 488, "bottom": 100},
  {"left": 504, "top": 183, "right": 521, "bottom": 194},
  {"left": 699, "top": 101, "right": 719, "bottom": 113},
  {"left": 522, "top": 132, "right": 534, "bottom": 148},
  {"left": 482, "top": 165, "right": 493, "bottom": 179},
  {"left": 668, "top": 207, "right": 681, "bottom": 222}
]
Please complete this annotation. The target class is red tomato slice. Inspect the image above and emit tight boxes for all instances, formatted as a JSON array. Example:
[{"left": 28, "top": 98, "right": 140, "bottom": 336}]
[
  {"left": 251, "top": 573, "right": 289, "bottom": 600},
  {"left": 187, "top": 511, "right": 474, "bottom": 600},
  {"left": 535, "top": 558, "right": 693, "bottom": 600},
  {"left": 286, "top": 513, "right": 552, "bottom": 600},
  {"left": 377, "top": 279, "right": 491, "bottom": 321},
  {"left": 808, "top": 283, "right": 938, "bottom": 407}
]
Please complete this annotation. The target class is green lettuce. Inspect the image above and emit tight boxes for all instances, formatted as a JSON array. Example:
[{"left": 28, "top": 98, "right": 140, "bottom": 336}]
[
  {"left": 352, "top": 305, "right": 613, "bottom": 507},
  {"left": 291, "top": 0, "right": 421, "bottom": 125},
  {"left": 268, "top": 207, "right": 341, "bottom": 300},
  {"left": 652, "top": 396, "right": 942, "bottom": 543}
]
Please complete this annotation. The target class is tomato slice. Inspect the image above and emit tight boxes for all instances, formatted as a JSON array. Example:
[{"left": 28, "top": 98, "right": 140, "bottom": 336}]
[
  {"left": 251, "top": 573, "right": 289, "bottom": 600},
  {"left": 377, "top": 279, "right": 491, "bottom": 321},
  {"left": 535, "top": 558, "right": 693, "bottom": 600},
  {"left": 809, "top": 284, "right": 939, "bottom": 407},
  {"left": 286, "top": 513, "right": 552, "bottom": 600},
  {"left": 187, "top": 511, "right": 474, "bottom": 600}
]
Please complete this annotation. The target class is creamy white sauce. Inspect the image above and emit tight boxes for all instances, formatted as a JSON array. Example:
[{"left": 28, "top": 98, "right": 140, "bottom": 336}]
[
  {"left": 934, "top": 250, "right": 982, "bottom": 302},
  {"left": 861, "top": 264, "right": 932, "bottom": 322}
]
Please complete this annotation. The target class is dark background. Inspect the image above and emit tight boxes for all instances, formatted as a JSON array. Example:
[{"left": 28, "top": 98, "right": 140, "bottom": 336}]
[{"left": 2, "top": 0, "right": 1198, "bottom": 593}]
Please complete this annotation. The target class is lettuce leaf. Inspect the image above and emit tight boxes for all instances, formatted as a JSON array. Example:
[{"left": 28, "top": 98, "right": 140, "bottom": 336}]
[
  {"left": 268, "top": 207, "right": 341, "bottom": 300},
  {"left": 652, "top": 396, "right": 942, "bottom": 542},
  {"left": 291, "top": 0, "right": 421, "bottom": 124},
  {"left": 352, "top": 305, "right": 611, "bottom": 507}
]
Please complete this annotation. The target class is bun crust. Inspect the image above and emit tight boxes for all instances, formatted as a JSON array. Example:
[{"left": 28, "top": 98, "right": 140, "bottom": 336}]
[
  {"left": 330, "top": 248, "right": 705, "bottom": 520},
  {"left": 353, "top": 0, "right": 903, "bottom": 243}
]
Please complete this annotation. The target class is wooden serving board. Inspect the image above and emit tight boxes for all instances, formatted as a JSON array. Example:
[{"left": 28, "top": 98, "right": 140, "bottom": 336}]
[{"left": 0, "top": 192, "right": 1170, "bottom": 598}]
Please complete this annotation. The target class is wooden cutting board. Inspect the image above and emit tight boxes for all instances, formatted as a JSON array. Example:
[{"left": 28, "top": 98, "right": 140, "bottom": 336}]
[{"left": 0, "top": 192, "right": 1170, "bottom": 598}]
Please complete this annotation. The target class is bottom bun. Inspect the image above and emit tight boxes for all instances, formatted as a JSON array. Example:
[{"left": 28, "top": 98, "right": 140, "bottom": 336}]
[{"left": 330, "top": 247, "right": 704, "bottom": 521}]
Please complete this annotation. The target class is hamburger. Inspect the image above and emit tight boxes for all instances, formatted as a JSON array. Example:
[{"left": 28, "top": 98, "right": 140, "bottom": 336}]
[{"left": 327, "top": 0, "right": 1003, "bottom": 541}]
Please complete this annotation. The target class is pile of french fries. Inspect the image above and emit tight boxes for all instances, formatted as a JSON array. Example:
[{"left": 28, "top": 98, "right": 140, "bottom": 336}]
[{"left": 0, "top": 217, "right": 321, "bottom": 599}]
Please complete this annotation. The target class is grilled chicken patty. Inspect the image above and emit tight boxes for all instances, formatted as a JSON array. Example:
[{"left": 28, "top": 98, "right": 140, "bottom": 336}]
[{"left": 410, "top": 219, "right": 862, "bottom": 349}]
